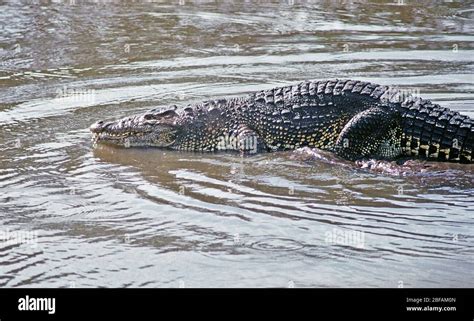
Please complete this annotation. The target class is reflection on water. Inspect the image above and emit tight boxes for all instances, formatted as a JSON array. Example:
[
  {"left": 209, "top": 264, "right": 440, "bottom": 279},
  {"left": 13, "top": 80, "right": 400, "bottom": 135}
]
[{"left": 0, "top": 1, "right": 473, "bottom": 287}]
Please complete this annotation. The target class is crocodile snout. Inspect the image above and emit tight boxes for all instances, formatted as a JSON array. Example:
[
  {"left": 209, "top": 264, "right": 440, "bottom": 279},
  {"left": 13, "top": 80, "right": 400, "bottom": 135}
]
[{"left": 90, "top": 120, "right": 106, "bottom": 133}]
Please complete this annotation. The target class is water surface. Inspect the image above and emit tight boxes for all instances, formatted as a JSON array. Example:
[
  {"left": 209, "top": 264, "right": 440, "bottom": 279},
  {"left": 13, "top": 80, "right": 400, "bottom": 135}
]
[{"left": 0, "top": 0, "right": 473, "bottom": 287}]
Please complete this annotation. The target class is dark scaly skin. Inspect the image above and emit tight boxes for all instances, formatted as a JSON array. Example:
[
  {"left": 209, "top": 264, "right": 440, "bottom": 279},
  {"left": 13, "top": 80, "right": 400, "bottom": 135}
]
[{"left": 90, "top": 79, "right": 474, "bottom": 163}]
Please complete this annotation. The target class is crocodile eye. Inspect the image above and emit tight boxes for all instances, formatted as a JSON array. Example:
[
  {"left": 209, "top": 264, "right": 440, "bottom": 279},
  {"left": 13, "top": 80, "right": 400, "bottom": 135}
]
[
  {"left": 143, "top": 109, "right": 178, "bottom": 121},
  {"left": 160, "top": 110, "right": 178, "bottom": 118}
]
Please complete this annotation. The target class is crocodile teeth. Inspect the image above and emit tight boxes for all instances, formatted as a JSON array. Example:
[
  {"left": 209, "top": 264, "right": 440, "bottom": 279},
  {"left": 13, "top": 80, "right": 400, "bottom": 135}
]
[{"left": 98, "top": 132, "right": 148, "bottom": 139}]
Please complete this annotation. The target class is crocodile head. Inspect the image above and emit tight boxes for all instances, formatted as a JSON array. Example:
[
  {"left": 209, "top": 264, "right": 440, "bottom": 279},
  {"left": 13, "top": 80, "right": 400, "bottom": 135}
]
[{"left": 90, "top": 108, "right": 180, "bottom": 148}]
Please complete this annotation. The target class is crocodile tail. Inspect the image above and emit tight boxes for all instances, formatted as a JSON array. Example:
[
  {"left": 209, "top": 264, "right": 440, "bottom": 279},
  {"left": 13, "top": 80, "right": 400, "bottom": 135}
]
[{"left": 396, "top": 97, "right": 473, "bottom": 163}]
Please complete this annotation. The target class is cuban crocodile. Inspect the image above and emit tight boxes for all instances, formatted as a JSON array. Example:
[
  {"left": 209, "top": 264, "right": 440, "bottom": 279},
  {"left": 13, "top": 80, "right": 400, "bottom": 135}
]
[{"left": 90, "top": 79, "right": 473, "bottom": 163}]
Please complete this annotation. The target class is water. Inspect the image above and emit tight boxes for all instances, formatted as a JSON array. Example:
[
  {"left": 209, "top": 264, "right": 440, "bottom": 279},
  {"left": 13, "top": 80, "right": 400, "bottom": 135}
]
[{"left": 1, "top": 0, "right": 473, "bottom": 288}]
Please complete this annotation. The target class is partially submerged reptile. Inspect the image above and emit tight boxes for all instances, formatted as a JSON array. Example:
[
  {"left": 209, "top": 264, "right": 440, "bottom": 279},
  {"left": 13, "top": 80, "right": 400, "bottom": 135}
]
[{"left": 90, "top": 79, "right": 473, "bottom": 164}]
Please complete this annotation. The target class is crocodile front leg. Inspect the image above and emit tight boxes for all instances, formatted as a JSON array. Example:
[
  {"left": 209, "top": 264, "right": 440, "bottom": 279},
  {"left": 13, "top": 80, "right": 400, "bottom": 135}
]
[{"left": 334, "top": 107, "right": 403, "bottom": 161}]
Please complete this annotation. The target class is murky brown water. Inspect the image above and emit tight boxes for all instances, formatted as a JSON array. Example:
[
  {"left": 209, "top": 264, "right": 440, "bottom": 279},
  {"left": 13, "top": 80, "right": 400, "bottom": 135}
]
[{"left": 1, "top": 0, "right": 473, "bottom": 288}]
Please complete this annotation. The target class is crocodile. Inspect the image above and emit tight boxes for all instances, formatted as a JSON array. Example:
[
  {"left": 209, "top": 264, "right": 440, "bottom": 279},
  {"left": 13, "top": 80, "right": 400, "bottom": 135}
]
[{"left": 90, "top": 79, "right": 474, "bottom": 163}]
